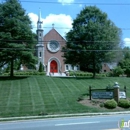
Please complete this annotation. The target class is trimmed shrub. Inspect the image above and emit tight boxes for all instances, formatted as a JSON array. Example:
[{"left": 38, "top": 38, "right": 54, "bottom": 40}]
[
  {"left": 106, "top": 72, "right": 113, "bottom": 77},
  {"left": 87, "top": 73, "right": 93, "bottom": 77},
  {"left": 118, "top": 99, "right": 130, "bottom": 108},
  {"left": 2, "top": 73, "right": 9, "bottom": 76},
  {"left": 125, "top": 68, "right": 130, "bottom": 77},
  {"left": 13, "top": 71, "right": 46, "bottom": 76},
  {"left": 104, "top": 99, "right": 117, "bottom": 109},
  {"left": 100, "top": 103, "right": 104, "bottom": 107},
  {"left": 84, "top": 73, "right": 88, "bottom": 76},
  {"left": 113, "top": 66, "right": 124, "bottom": 77},
  {"left": 101, "top": 74, "right": 106, "bottom": 77},
  {"left": 39, "top": 72, "right": 46, "bottom": 75},
  {"left": 79, "top": 73, "right": 83, "bottom": 76},
  {"left": 68, "top": 71, "right": 94, "bottom": 77},
  {"left": 76, "top": 73, "right": 80, "bottom": 76},
  {"left": 69, "top": 73, "right": 73, "bottom": 76}
]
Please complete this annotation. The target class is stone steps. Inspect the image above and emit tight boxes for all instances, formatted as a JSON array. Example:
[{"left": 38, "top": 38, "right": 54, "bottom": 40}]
[{"left": 47, "top": 72, "right": 66, "bottom": 77}]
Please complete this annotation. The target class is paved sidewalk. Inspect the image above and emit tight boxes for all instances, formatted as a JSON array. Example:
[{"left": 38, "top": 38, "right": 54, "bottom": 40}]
[{"left": 0, "top": 111, "right": 130, "bottom": 121}]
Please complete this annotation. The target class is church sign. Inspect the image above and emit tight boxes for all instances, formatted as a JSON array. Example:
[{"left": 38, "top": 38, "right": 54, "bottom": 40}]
[
  {"left": 119, "top": 91, "right": 126, "bottom": 99},
  {"left": 89, "top": 86, "right": 114, "bottom": 100},
  {"left": 92, "top": 91, "right": 113, "bottom": 99},
  {"left": 89, "top": 86, "right": 127, "bottom": 100}
]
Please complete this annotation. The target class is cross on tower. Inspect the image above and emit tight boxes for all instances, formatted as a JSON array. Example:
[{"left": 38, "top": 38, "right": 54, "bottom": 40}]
[{"left": 52, "top": 23, "right": 54, "bottom": 28}]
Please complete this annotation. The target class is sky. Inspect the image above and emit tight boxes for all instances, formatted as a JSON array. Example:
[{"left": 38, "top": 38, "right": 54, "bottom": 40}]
[{"left": 1, "top": 0, "right": 130, "bottom": 47}]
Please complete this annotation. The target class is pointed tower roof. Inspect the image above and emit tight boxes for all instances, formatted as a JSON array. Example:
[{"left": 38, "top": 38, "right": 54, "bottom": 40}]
[
  {"left": 38, "top": 8, "right": 42, "bottom": 22},
  {"left": 37, "top": 8, "right": 43, "bottom": 30}
]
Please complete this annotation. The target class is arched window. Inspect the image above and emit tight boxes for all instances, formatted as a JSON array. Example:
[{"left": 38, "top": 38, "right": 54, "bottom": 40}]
[
  {"left": 66, "top": 65, "right": 68, "bottom": 70},
  {"left": 76, "top": 65, "right": 79, "bottom": 70},
  {"left": 72, "top": 65, "right": 74, "bottom": 70},
  {"left": 39, "top": 52, "right": 41, "bottom": 57}
]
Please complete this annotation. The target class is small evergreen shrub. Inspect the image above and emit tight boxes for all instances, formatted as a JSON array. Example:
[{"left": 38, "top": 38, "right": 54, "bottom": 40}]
[
  {"left": 2, "top": 73, "right": 9, "bottom": 76},
  {"left": 25, "top": 72, "right": 29, "bottom": 75},
  {"left": 83, "top": 73, "right": 87, "bottom": 76},
  {"left": 79, "top": 73, "right": 83, "bottom": 76},
  {"left": 33, "top": 71, "right": 38, "bottom": 75},
  {"left": 106, "top": 72, "right": 113, "bottom": 77},
  {"left": 76, "top": 73, "right": 80, "bottom": 76},
  {"left": 39, "top": 72, "right": 46, "bottom": 75},
  {"left": 101, "top": 74, "right": 106, "bottom": 77},
  {"left": 69, "top": 73, "right": 73, "bottom": 76},
  {"left": 99, "top": 103, "right": 104, "bottom": 107},
  {"left": 28, "top": 72, "right": 33, "bottom": 75},
  {"left": 104, "top": 99, "right": 117, "bottom": 109},
  {"left": 88, "top": 73, "right": 93, "bottom": 77},
  {"left": 118, "top": 99, "right": 130, "bottom": 108},
  {"left": 38, "top": 62, "right": 44, "bottom": 72},
  {"left": 95, "top": 74, "right": 99, "bottom": 77}
]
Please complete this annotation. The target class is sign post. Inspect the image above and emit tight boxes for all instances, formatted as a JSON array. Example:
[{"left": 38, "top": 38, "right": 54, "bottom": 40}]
[
  {"left": 113, "top": 82, "right": 120, "bottom": 103},
  {"left": 89, "top": 86, "right": 92, "bottom": 100}
]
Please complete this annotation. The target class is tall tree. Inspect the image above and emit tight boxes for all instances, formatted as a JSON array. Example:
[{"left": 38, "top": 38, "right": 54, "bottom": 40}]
[
  {"left": 63, "top": 6, "right": 122, "bottom": 78},
  {"left": 0, "top": 0, "right": 37, "bottom": 77},
  {"left": 122, "top": 47, "right": 130, "bottom": 59},
  {"left": 118, "top": 47, "right": 130, "bottom": 76}
]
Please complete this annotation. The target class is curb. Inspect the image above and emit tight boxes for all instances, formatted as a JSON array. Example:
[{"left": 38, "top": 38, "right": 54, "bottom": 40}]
[{"left": 0, "top": 111, "right": 130, "bottom": 121}]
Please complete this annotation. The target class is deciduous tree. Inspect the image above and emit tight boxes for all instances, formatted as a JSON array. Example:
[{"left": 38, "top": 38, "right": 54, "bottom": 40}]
[
  {"left": 63, "top": 6, "right": 122, "bottom": 78},
  {"left": 0, "top": 0, "right": 37, "bottom": 77}
]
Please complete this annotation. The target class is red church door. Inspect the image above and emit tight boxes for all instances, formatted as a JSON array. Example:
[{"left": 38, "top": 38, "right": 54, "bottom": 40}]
[{"left": 50, "top": 60, "right": 58, "bottom": 73}]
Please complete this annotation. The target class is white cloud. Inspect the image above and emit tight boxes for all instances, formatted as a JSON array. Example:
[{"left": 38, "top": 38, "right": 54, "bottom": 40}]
[
  {"left": 58, "top": 0, "right": 74, "bottom": 5},
  {"left": 124, "top": 38, "right": 130, "bottom": 48},
  {"left": 28, "top": 13, "right": 38, "bottom": 33},
  {"left": 28, "top": 13, "right": 73, "bottom": 38},
  {"left": 43, "top": 14, "right": 73, "bottom": 37},
  {"left": 79, "top": 4, "right": 83, "bottom": 7}
]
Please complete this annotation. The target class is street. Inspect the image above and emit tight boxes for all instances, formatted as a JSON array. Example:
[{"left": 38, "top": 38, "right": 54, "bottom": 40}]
[{"left": 0, "top": 114, "right": 130, "bottom": 130}]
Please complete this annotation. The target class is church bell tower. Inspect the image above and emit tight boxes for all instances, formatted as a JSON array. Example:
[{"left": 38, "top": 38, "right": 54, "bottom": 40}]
[{"left": 36, "top": 9, "right": 44, "bottom": 69}]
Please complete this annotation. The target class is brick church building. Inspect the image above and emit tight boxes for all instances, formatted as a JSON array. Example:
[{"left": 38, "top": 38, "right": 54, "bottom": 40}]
[{"left": 36, "top": 12, "right": 79, "bottom": 76}]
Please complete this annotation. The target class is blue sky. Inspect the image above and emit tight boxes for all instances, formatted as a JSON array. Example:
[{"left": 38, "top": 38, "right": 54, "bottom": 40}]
[{"left": 1, "top": 0, "right": 130, "bottom": 47}]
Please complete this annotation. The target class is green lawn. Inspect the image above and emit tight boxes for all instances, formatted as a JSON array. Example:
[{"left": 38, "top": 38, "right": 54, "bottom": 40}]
[{"left": 0, "top": 76, "right": 130, "bottom": 117}]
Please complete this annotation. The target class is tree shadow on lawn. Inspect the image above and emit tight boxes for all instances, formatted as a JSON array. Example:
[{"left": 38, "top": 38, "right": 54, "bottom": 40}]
[
  {"left": 0, "top": 76, "right": 29, "bottom": 80},
  {"left": 53, "top": 76, "right": 105, "bottom": 80},
  {"left": 75, "top": 76, "right": 105, "bottom": 80}
]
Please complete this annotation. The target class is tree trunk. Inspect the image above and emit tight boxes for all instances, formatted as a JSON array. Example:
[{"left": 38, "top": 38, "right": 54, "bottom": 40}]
[
  {"left": 93, "top": 63, "right": 96, "bottom": 78},
  {"left": 10, "top": 58, "right": 14, "bottom": 77},
  {"left": 92, "top": 52, "right": 96, "bottom": 78}
]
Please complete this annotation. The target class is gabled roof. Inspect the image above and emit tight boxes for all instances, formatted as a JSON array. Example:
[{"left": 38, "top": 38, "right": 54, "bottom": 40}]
[
  {"left": 103, "top": 62, "right": 117, "bottom": 69},
  {"left": 44, "top": 28, "right": 66, "bottom": 41},
  {"left": 107, "top": 63, "right": 117, "bottom": 69}
]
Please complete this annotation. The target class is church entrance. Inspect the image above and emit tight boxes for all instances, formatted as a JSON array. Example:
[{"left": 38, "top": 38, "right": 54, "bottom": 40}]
[{"left": 50, "top": 60, "right": 58, "bottom": 73}]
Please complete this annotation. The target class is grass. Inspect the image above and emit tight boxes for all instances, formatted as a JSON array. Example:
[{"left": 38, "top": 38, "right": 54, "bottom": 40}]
[{"left": 0, "top": 76, "right": 130, "bottom": 117}]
